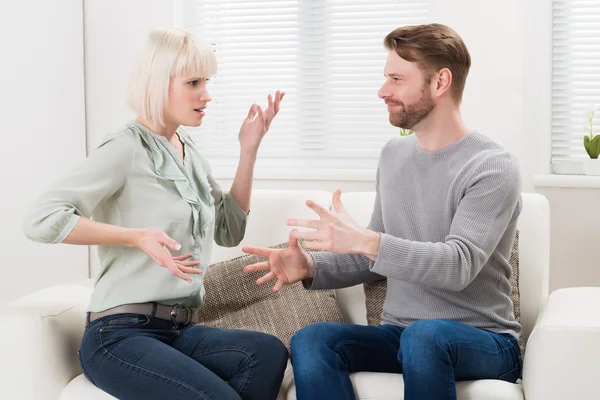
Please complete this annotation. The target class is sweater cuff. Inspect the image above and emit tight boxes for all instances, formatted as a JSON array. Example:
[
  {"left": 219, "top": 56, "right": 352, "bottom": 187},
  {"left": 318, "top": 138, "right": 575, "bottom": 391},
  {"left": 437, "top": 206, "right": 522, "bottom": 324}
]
[
  {"left": 370, "top": 233, "right": 408, "bottom": 276},
  {"left": 301, "top": 252, "right": 319, "bottom": 290}
]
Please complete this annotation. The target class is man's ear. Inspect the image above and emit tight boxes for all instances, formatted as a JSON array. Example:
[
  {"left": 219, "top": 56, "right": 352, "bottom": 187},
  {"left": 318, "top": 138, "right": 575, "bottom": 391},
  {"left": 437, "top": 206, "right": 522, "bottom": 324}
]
[{"left": 434, "top": 68, "right": 453, "bottom": 98}]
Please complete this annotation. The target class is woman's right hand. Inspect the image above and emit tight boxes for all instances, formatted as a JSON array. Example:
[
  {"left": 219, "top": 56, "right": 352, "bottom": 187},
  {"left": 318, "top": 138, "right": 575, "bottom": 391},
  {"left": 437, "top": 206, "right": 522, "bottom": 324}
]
[{"left": 133, "top": 228, "right": 201, "bottom": 282}]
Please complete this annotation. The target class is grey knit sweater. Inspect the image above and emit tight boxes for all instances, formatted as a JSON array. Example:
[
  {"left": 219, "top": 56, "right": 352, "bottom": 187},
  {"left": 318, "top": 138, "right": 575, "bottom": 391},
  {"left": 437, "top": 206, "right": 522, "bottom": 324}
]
[{"left": 307, "top": 132, "right": 522, "bottom": 338}]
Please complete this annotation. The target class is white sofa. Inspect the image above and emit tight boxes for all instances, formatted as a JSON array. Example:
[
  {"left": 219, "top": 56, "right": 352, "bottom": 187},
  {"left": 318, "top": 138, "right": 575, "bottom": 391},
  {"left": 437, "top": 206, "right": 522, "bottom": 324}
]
[{"left": 1, "top": 189, "right": 600, "bottom": 400}]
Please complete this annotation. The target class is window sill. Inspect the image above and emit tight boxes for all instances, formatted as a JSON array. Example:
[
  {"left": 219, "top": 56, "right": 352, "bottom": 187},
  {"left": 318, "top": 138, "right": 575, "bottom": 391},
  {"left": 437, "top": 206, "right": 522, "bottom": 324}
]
[
  {"left": 534, "top": 174, "right": 600, "bottom": 189},
  {"left": 210, "top": 167, "right": 377, "bottom": 182}
]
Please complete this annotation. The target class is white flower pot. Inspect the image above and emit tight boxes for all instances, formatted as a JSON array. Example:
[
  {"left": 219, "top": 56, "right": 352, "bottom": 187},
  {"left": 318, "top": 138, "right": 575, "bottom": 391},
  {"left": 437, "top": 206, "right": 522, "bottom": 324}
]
[{"left": 583, "top": 159, "right": 600, "bottom": 175}]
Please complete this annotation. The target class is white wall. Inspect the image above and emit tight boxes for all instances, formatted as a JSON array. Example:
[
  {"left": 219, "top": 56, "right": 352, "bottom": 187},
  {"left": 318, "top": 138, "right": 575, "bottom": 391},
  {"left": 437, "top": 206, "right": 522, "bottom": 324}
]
[
  {"left": 0, "top": 0, "right": 88, "bottom": 304},
  {"left": 83, "top": 0, "right": 176, "bottom": 154},
  {"left": 429, "top": 0, "right": 552, "bottom": 191}
]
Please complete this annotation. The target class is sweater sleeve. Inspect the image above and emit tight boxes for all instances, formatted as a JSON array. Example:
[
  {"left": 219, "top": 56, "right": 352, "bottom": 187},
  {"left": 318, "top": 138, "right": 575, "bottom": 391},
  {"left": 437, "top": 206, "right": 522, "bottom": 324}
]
[
  {"left": 369, "top": 152, "right": 522, "bottom": 291},
  {"left": 209, "top": 175, "right": 249, "bottom": 247}
]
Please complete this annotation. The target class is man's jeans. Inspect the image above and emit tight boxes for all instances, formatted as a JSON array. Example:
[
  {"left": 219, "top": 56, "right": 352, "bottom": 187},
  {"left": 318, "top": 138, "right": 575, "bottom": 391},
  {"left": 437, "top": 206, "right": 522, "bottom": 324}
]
[
  {"left": 79, "top": 313, "right": 288, "bottom": 400},
  {"left": 290, "top": 320, "right": 522, "bottom": 400}
]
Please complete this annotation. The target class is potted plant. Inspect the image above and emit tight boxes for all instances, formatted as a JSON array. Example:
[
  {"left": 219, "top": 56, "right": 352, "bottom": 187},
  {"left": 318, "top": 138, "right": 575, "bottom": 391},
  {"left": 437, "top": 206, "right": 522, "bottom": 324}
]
[
  {"left": 400, "top": 128, "right": 413, "bottom": 136},
  {"left": 583, "top": 107, "right": 600, "bottom": 175}
]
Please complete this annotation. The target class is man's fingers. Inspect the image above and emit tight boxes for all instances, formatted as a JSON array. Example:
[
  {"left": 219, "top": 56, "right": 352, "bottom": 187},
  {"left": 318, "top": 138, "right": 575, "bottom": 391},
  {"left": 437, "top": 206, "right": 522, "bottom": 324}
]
[
  {"left": 302, "top": 240, "right": 329, "bottom": 251},
  {"left": 332, "top": 189, "right": 346, "bottom": 213},
  {"left": 286, "top": 218, "right": 322, "bottom": 229},
  {"left": 242, "top": 246, "right": 273, "bottom": 257},
  {"left": 273, "top": 279, "right": 284, "bottom": 293},
  {"left": 306, "top": 200, "right": 331, "bottom": 218},
  {"left": 243, "top": 261, "right": 270, "bottom": 273},
  {"left": 256, "top": 271, "right": 276, "bottom": 286},
  {"left": 292, "top": 230, "right": 327, "bottom": 241},
  {"left": 289, "top": 229, "right": 300, "bottom": 249}
]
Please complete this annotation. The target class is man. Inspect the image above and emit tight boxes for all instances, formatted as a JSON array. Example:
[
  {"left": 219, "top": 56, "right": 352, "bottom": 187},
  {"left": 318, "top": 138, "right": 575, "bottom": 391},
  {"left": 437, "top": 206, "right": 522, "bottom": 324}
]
[{"left": 242, "top": 23, "right": 522, "bottom": 400}]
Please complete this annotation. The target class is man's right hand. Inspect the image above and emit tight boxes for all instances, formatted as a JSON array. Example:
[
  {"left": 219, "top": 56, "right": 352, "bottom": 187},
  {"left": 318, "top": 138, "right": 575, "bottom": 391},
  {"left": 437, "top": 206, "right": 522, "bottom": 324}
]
[
  {"left": 132, "top": 228, "right": 201, "bottom": 282},
  {"left": 242, "top": 230, "right": 313, "bottom": 292}
]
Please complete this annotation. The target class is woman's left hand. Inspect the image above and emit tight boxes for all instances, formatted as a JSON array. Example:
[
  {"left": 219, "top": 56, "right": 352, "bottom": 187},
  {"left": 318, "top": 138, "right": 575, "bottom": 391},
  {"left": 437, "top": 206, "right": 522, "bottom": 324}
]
[{"left": 238, "top": 90, "right": 285, "bottom": 156}]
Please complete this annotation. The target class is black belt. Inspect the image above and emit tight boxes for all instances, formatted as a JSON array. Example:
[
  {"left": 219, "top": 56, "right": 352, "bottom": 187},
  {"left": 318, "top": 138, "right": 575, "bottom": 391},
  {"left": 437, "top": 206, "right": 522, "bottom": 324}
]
[{"left": 86, "top": 302, "right": 199, "bottom": 326}]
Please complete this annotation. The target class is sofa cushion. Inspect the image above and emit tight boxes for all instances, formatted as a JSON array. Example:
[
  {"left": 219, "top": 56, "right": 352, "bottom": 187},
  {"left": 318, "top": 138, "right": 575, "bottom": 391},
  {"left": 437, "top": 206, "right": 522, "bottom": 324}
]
[
  {"left": 197, "top": 242, "right": 344, "bottom": 354},
  {"left": 364, "top": 231, "right": 524, "bottom": 354}
]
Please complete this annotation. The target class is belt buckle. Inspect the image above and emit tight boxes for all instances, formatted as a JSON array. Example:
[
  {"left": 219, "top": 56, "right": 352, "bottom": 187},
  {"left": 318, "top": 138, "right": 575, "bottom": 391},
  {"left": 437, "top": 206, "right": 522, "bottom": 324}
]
[{"left": 170, "top": 305, "right": 192, "bottom": 325}]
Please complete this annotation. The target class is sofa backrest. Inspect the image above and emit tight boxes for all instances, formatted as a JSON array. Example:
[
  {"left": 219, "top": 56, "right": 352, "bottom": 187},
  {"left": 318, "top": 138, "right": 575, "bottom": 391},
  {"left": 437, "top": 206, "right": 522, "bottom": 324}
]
[
  {"left": 209, "top": 189, "right": 550, "bottom": 343},
  {"left": 209, "top": 190, "right": 333, "bottom": 263}
]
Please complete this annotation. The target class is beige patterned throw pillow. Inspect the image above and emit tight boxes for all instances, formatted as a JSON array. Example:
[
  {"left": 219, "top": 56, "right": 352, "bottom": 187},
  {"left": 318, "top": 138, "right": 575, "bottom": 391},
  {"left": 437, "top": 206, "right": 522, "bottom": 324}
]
[
  {"left": 198, "top": 242, "right": 344, "bottom": 354},
  {"left": 364, "top": 231, "right": 524, "bottom": 355}
]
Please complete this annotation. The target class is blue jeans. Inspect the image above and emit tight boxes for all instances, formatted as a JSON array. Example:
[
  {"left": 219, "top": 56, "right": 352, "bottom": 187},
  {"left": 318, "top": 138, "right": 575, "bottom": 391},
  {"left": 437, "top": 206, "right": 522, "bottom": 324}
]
[
  {"left": 79, "top": 313, "right": 288, "bottom": 400},
  {"left": 290, "top": 320, "right": 522, "bottom": 400}
]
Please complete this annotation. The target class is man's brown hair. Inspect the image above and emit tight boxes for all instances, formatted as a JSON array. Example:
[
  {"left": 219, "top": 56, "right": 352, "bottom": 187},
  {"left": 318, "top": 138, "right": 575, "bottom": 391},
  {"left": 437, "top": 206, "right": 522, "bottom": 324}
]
[{"left": 384, "top": 23, "right": 471, "bottom": 104}]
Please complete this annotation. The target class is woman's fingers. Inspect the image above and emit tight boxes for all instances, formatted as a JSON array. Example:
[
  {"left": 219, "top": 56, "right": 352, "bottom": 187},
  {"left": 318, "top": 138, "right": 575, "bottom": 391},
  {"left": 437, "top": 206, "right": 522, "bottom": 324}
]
[
  {"left": 173, "top": 253, "right": 194, "bottom": 261},
  {"left": 176, "top": 265, "right": 203, "bottom": 275}
]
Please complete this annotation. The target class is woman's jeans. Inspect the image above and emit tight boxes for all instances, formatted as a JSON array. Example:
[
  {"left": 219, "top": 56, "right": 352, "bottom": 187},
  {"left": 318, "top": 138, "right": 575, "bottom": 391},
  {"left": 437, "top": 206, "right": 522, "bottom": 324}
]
[
  {"left": 79, "top": 313, "right": 288, "bottom": 400},
  {"left": 290, "top": 319, "right": 522, "bottom": 400}
]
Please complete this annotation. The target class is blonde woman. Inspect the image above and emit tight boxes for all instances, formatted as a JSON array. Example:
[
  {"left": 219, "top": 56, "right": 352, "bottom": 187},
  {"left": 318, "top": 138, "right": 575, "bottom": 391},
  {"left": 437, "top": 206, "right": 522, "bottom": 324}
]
[{"left": 23, "top": 28, "right": 288, "bottom": 400}]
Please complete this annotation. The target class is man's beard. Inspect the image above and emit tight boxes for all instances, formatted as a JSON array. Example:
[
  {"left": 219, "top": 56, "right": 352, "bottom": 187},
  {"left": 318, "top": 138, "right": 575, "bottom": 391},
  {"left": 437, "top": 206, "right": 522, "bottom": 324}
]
[{"left": 388, "top": 85, "right": 436, "bottom": 129}]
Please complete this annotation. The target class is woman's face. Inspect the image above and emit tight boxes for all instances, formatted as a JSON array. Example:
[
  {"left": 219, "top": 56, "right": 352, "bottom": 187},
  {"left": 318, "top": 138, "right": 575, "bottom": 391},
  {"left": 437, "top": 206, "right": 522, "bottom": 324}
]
[{"left": 165, "top": 75, "right": 212, "bottom": 127}]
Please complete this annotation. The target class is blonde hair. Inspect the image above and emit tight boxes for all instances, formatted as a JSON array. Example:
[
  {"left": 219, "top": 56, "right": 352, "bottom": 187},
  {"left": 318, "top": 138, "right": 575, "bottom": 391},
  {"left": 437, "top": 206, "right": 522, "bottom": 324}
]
[{"left": 126, "top": 27, "right": 217, "bottom": 127}]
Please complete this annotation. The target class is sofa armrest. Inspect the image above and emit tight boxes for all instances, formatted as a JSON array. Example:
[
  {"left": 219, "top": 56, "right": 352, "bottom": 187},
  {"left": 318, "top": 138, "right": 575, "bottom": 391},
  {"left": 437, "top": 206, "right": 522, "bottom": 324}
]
[
  {"left": 0, "top": 283, "right": 92, "bottom": 400},
  {"left": 522, "top": 287, "right": 600, "bottom": 400}
]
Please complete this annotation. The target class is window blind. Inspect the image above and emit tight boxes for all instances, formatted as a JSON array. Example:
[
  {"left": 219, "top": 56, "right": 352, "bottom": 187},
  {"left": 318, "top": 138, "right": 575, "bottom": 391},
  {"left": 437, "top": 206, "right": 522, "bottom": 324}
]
[
  {"left": 552, "top": 0, "right": 600, "bottom": 174},
  {"left": 179, "top": 0, "right": 428, "bottom": 173}
]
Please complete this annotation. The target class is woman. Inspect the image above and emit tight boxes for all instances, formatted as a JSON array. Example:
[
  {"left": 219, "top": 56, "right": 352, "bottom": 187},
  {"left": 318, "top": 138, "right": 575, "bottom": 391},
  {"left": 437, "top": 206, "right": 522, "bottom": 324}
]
[{"left": 22, "top": 27, "right": 288, "bottom": 400}]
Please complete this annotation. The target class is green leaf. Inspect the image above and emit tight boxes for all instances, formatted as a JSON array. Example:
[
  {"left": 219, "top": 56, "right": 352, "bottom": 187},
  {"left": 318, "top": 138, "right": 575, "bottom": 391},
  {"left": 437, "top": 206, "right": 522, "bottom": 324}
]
[
  {"left": 584, "top": 135, "right": 592, "bottom": 157},
  {"left": 591, "top": 135, "right": 600, "bottom": 159}
]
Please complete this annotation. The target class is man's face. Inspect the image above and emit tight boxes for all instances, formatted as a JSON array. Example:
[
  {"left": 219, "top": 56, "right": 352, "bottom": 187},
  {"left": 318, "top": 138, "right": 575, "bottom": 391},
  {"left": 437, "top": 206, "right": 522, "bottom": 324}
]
[{"left": 378, "top": 51, "right": 436, "bottom": 129}]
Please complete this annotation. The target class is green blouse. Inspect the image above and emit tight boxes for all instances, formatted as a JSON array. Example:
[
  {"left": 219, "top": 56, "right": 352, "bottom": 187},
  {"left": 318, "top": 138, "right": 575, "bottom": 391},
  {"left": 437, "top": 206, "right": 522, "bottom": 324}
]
[{"left": 23, "top": 120, "right": 248, "bottom": 312}]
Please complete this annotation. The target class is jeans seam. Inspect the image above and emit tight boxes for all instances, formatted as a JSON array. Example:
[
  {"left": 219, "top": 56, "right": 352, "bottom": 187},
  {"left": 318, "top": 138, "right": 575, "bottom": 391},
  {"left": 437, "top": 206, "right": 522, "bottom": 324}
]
[
  {"left": 78, "top": 351, "right": 96, "bottom": 386},
  {"left": 333, "top": 340, "right": 372, "bottom": 399},
  {"left": 191, "top": 347, "right": 255, "bottom": 394},
  {"left": 334, "top": 339, "right": 387, "bottom": 353},
  {"left": 453, "top": 340, "right": 511, "bottom": 354},
  {"left": 98, "top": 332, "right": 211, "bottom": 399},
  {"left": 336, "top": 352, "right": 354, "bottom": 398},
  {"left": 498, "top": 364, "right": 519, "bottom": 381}
]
